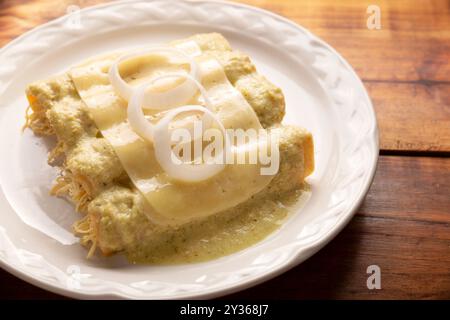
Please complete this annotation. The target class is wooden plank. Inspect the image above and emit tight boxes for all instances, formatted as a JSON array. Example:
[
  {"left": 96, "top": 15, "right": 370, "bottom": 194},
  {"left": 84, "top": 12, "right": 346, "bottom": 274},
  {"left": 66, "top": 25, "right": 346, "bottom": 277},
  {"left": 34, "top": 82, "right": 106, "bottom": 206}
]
[
  {"left": 0, "top": 271, "right": 65, "bottom": 299},
  {"left": 227, "top": 215, "right": 450, "bottom": 299},
  {"left": 0, "top": 0, "right": 103, "bottom": 47},
  {"left": 239, "top": 0, "right": 450, "bottom": 82},
  {"left": 0, "top": 156, "right": 449, "bottom": 299},
  {"left": 315, "top": 29, "right": 450, "bottom": 83},
  {"left": 240, "top": 0, "right": 450, "bottom": 152},
  {"left": 1, "top": 0, "right": 449, "bottom": 152},
  {"left": 368, "top": 82, "right": 450, "bottom": 152},
  {"left": 238, "top": 0, "right": 450, "bottom": 152},
  {"left": 360, "top": 156, "right": 450, "bottom": 224},
  {"left": 359, "top": 156, "right": 450, "bottom": 223},
  {"left": 1, "top": 1, "right": 449, "bottom": 82}
]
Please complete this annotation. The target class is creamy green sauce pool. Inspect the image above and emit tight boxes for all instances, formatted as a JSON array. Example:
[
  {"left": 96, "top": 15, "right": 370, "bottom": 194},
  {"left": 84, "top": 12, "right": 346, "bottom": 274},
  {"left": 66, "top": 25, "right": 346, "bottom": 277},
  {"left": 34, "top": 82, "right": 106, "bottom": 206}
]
[{"left": 127, "top": 186, "right": 310, "bottom": 264}]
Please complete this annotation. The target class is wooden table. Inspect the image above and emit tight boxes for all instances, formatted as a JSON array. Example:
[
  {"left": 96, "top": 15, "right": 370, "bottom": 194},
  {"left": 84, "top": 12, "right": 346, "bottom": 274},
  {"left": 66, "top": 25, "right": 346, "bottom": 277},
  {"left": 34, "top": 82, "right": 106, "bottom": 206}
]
[{"left": 0, "top": 0, "right": 449, "bottom": 300}]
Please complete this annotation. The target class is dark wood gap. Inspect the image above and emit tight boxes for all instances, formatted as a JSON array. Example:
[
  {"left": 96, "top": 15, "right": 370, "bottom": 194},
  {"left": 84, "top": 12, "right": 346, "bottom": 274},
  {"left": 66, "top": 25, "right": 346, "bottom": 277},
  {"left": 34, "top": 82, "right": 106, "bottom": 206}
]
[{"left": 379, "top": 149, "right": 450, "bottom": 158}]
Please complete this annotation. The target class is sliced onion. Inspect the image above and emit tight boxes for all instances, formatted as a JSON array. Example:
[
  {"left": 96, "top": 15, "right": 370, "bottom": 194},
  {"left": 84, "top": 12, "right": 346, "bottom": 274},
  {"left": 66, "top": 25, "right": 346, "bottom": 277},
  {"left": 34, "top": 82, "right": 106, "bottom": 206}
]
[
  {"left": 127, "top": 73, "right": 215, "bottom": 143},
  {"left": 153, "top": 105, "right": 230, "bottom": 182},
  {"left": 109, "top": 47, "right": 199, "bottom": 109},
  {"left": 144, "top": 72, "right": 214, "bottom": 110},
  {"left": 127, "top": 83, "right": 154, "bottom": 142}
]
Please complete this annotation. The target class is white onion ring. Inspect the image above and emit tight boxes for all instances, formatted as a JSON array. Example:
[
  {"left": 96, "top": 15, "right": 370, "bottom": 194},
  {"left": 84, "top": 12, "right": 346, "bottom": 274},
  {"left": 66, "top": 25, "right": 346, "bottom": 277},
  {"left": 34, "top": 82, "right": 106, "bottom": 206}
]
[
  {"left": 109, "top": 47, "right": 199, "bottom": 109},
  {"left": 127, "top": 73, "right": 215, "bottom": 143},
  {"left": 127, "top": 83, "right": 154, "bottom": 141},
  {"left": 153, "top": 105, "right": 230, "bottom": 182}
]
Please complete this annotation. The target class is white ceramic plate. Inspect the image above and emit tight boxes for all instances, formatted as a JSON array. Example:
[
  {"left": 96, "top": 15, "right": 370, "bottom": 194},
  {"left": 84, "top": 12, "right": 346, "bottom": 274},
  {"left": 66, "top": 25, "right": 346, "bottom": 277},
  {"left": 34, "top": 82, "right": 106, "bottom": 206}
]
[{"left": 0, "top": 0, "right": 378, "bottom": 299}]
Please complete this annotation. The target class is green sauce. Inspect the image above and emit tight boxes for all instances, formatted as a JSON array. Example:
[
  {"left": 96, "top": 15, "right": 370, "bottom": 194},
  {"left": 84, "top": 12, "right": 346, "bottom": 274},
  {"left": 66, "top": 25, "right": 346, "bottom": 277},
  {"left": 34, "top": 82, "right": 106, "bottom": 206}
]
[{"left": 127, "top": 186, "right": 309, "bottom": 264}]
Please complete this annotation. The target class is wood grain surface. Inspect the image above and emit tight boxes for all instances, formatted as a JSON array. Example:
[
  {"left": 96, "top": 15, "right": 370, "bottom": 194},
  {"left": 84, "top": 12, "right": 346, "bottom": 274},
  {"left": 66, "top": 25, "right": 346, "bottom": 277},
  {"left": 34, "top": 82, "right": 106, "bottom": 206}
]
[{"left": 0, "top": 0, "right": 449, "bottom": 300}]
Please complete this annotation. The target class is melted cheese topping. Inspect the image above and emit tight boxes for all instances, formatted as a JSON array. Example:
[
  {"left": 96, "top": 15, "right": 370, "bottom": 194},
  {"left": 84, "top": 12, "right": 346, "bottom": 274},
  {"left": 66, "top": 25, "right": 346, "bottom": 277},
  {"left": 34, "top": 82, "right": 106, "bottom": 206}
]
[{"left": 69, "top": 40, "right": 274, "bottom": 225}]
